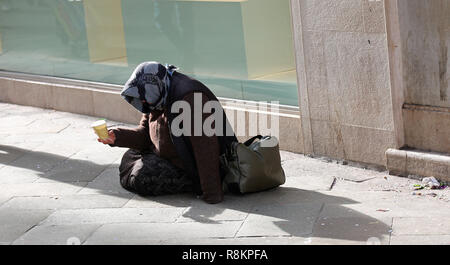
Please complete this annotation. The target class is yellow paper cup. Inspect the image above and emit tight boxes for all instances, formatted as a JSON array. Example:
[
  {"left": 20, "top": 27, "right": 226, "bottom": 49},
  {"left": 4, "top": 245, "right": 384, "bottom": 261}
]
[{"left": 91, "top": 120, "right": 109, "bottom": 140}]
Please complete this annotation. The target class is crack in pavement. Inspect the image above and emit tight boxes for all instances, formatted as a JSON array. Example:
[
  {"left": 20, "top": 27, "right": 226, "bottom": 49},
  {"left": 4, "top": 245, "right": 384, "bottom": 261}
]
[
  {"left": 328, "top": 177, "right": 337, "bottom": 191},
  {"left": 337, "top": 177, "right": 378, "bottom": 183}
]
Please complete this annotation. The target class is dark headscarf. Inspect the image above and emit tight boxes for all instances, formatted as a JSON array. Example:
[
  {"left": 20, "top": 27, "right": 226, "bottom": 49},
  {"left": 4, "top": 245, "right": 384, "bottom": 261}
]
[{"left": 121, "top": 61, "right": 177, "bottom": 113}]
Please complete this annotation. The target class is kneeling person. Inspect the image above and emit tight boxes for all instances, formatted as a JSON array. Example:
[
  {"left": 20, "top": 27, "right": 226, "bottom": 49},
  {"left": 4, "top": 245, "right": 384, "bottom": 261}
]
[{"left": 98, "top": 62, "right": 236, "bottom": 204}]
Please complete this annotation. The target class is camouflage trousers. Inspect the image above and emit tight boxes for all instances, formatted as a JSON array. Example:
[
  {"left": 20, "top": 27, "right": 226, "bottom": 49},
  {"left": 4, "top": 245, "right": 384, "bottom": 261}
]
[{"left": 119, "top": 149, "right": 193, "bottom": 196}]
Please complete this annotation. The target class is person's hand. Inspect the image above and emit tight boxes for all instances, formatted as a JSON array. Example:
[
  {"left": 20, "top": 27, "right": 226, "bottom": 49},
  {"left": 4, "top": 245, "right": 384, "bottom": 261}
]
[{"left": 97, "top": 130, "right": 116, "bottom": 145}]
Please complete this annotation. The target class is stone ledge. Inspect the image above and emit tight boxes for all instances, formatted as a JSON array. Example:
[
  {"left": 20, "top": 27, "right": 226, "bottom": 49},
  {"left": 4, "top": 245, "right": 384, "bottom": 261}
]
[
  {"left": 386, "top": 148, "right": 450, "bottom": 182},
  {"left": 403, "top": 105, "right": 450, "bottom": 154}
]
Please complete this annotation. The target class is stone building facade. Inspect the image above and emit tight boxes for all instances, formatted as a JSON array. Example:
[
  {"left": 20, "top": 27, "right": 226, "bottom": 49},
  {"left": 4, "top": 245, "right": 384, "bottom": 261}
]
[{"left": 290, "top": 0, "right": 449, "bottom": 180}]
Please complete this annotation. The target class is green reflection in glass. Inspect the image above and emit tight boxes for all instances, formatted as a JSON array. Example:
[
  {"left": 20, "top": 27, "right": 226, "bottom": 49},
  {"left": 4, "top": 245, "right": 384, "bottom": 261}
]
[{"left": 0, "top": 0, "right": 298, "bottom": 106}]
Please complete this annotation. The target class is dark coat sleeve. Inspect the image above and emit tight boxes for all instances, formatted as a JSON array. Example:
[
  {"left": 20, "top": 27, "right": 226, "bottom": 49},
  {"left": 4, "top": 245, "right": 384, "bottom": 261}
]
[
  {"left": 183, "top": 92, "right": 224, "bottom": 204},
  {"left": 110, "top": 114, "right": 153, "bottom": 151}
]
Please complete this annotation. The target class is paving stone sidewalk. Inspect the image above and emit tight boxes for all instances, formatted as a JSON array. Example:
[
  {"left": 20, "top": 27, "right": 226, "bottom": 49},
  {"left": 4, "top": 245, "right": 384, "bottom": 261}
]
[{"left": 0, "top": 102, "right": 449, "bottom": 245}]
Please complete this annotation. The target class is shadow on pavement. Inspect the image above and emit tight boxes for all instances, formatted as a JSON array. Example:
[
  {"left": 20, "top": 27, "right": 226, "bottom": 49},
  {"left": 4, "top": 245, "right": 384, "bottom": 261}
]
[
  {"left": 0, "top": 144, "right": 129, "bottom": 199},
  {"left": 0, "top": 144, "right": 391, "bottom": 243}
]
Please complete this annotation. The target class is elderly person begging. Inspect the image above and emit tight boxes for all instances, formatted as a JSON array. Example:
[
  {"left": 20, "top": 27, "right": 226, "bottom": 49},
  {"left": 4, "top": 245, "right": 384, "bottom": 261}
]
[{"left": 98, "top": 62, "right": 237, "bottom": 204}]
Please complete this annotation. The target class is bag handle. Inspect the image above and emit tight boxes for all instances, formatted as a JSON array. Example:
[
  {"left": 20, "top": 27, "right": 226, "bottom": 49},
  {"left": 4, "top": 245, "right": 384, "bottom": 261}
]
[{"left": 244, "top": 135, "right": 263, "bottom": 146}]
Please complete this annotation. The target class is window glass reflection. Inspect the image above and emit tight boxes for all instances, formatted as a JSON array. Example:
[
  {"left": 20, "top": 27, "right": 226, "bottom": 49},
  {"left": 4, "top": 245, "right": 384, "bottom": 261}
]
[{"left": 0, "top": 0, "right": 298, "bottom": 106}]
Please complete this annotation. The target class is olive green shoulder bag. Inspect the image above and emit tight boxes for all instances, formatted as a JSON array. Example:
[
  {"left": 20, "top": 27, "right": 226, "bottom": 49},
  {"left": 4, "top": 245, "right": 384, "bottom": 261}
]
[{"left": 220, "top": 135, "right": 286, "bottom": 194}]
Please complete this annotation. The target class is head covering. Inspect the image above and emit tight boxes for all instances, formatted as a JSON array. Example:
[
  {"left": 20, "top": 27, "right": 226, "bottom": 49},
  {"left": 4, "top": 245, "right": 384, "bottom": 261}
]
[{"left": 121, "top": 61, "right": 177, "bottom": 113}]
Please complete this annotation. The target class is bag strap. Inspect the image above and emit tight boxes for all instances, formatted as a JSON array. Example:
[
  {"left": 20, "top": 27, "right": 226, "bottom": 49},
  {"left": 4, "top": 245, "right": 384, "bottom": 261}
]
[{"left": 244, "top": 135, "right": 263, "bottom": 146}]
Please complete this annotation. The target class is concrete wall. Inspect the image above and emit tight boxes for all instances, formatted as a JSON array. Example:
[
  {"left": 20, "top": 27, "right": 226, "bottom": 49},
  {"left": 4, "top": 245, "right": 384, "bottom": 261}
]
[
  {"left": 291, "top": 0, "right": 395, "bottom": 166},
  {"left": 395, "top": 0, "right": 450, "bottom": 154},
  {"left": 398, "top": 0, "right": 450, "bottom": 108}
]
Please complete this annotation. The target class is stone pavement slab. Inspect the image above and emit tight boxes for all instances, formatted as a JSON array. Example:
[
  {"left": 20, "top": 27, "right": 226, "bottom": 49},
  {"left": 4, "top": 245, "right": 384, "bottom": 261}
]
[
  {"left": 0, "top": 197, "right": 11, "bottom": 207},
  {"left": 282, "top": 174, "right": 336, "bottom": 191},
  {"left": 155, "top": 236, "right": 391, "bottom": 245},
  {"left": 0, "top": 194, "right": 133, "bottom": 210},
  {"left": 392, "top": 217, "right": 450, "bottom": 235},
  {"left": 307, "top": 236, "right": 389, "bottom": 245},
  {"left": 37, "top": 161, "right": 107, "bottom": 183},
  {"left": 67, "top": 145, "right": 127, "bottom": 166},
  {"left": 0, "top": 116, "right": 36, "bottom": 130},
  {"left": 123, "top": 194, "right": 195, "bottom": 208},
  {"left": 31, "top": 141, "right": 82, "bottom": 159},
  {"left": 4, "top": 119, "right": 70, "bottom": 135},
  {"left": 0, "top": 208, "right": 53, "bottom": 244},
  {"left": 159, "top": 236, "right": 310, "bottom": 245},
  {"left": 8, "top": 150, "right": 66, "bottom": 173},
  {"left": 249, "top": 187, "right": 357, "bottom": 205},
  {"left": 323, "top": 191, "right": 450, "bottom": 219},
  {"left": 390, "top": 235, "right": 450, "bottom": 245},
  {"left": 236, "top": 203, "right": 323, "bottom": 237},
  {"left": 312, "top": 216, "right": 392, "bottom": 244},
  {"left": 0, "top": 104, "right": 58, "bottom": 119},
  {"left": 84, "top": 222, "right": 243, "bottom": 245},
  {"left": 0, "top": 134, "right": 51, "bottom": 151},
  {"left": 0, "top": 182, "right": 87, "bottom": 197},
  {"left": 330, "top": 174, "right": 415, "bottom": 192},
  {"left": 78, "top": 167, "right": 134, "bottom": 195},
  {"left": 282, "top": 156, "right": 383, "bottom": 182},
  {"left": 40, "top": 207, "right": 185, "bottom": 225},
  {"left": 177, "top": 195, "right": 254, "bottom": 223},
  {"left": 36, "top": 147, "right": 127, "bottom": 183},
  {"left": 0, "top": 165, "right": 41, "bottom": 184},
  {"left": 13, "top": 224, "right": 101, "bottom": 245},
  {"left": 280, "top": 150, "right": 303, "bottom": 162},
  {"left": 26, "top": 118, "right": 71, "bottom": 133},
  {"left": 0, "top": 145, "right": 29, "bottom": 167},
  {"left": 0, "top": 103, "right": 449, "bottom": 245}
]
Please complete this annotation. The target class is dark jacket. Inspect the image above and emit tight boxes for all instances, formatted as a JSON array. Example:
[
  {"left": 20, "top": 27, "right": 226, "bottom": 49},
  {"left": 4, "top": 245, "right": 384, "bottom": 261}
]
[{"left": 111, "top": 72, "right": 236, "bottom": 204}]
